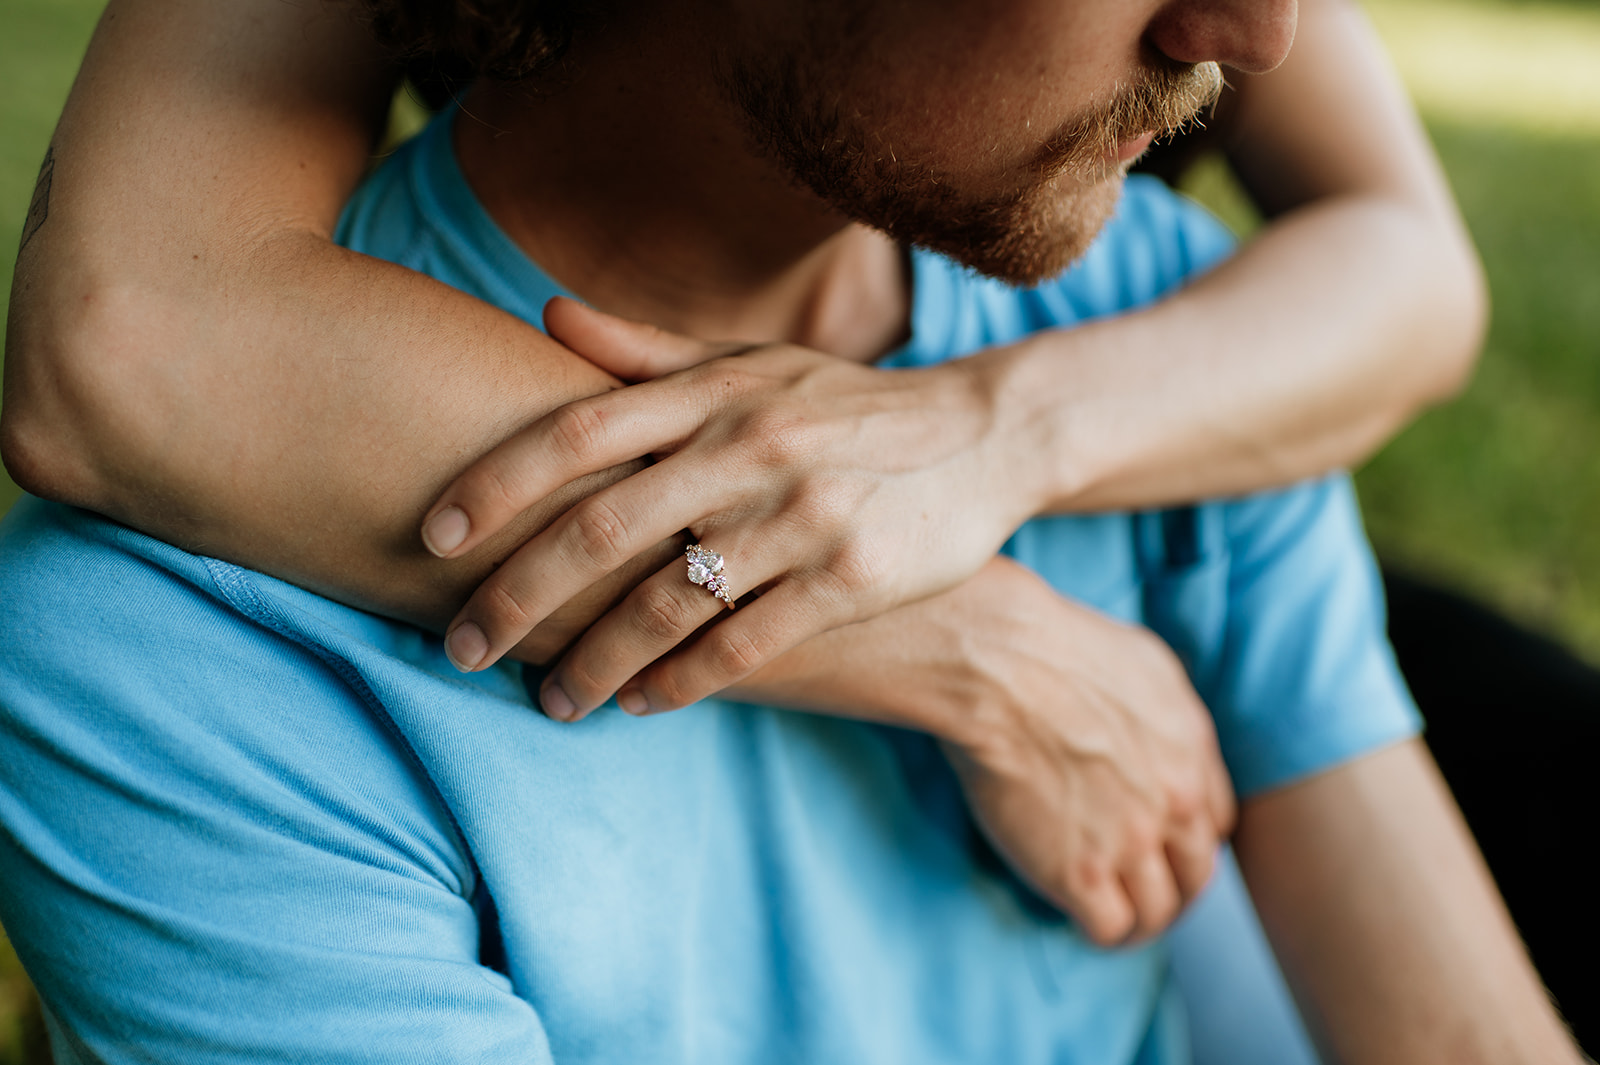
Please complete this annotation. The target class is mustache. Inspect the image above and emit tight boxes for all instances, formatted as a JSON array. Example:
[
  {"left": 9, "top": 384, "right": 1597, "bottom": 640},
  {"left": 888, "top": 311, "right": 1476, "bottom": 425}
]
[{"left": 1038, "top": 59, "right": 1225, "bottom": 175}]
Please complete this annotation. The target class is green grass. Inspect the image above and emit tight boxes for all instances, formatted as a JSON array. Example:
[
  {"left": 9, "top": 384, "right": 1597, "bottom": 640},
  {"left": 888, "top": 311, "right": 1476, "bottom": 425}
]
[
  {"left": 1, "top": 0, "right": 1600, "bottom": 1058},
  {"left": 1183, "top": 120, "right": 1600, "bottom": 656},
  {"left": 1357, "top": 121, "right": 1600, "bottom": 654},
  {"left": 1367, "top": 0, "right": 1600, "bottom": 138}
]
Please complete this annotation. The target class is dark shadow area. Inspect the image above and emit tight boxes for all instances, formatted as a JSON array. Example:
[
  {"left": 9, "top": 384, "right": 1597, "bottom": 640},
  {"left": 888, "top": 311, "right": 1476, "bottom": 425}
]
[
  {"left": 1385, "top": 568, "right": 1599, "bottom": 1054},
  {"left": 0, "top": 961, "right": 47, "bottom": 1065}
]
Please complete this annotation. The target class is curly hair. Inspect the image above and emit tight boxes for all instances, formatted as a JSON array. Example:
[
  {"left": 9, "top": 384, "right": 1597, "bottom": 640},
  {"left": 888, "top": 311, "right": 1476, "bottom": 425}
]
[{"left": 357, "top": 0, "right": 579, "bottom": 87}]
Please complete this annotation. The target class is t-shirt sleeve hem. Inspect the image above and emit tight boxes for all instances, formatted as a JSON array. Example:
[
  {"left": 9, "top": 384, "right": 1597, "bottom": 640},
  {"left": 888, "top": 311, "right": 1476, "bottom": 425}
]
[{"left": 1225, "top": 701, "right": 1424, "bottom": 799}]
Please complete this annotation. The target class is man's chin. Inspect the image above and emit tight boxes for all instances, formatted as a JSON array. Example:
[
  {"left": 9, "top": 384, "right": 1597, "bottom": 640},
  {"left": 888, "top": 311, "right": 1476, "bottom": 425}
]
[{"left": 900, "top": 171, "right": 1126, "bottom": 288}]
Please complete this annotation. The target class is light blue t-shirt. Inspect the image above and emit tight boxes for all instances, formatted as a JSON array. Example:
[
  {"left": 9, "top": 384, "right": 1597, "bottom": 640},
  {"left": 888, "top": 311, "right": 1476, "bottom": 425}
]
[{"left": 0, "top": 112, "right": 1418, "bottom": 1064}]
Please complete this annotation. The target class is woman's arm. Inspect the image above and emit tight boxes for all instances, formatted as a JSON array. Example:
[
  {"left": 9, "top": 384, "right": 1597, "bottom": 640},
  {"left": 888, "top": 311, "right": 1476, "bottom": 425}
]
[
  {"left": 1, "top": 0, "right": 680, "bottom": 654},
  {"left": 1000, "top": 0, "right": 1485, "bottom": 511},
  {"left": 5, "top": 0, "right": 1479, "bottom": 634}
]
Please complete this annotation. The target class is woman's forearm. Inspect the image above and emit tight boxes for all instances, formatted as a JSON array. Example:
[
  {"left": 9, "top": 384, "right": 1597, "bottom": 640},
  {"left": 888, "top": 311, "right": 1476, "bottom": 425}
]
[
  {"left": 991, "top": 193, "right": 1482, "bottom": 514},
  {"left": 991, "top": 0, "right": 1485, "bottom": 515},
  {"left": 3, "top": 0, "right": 1482, "bottom": 633}
]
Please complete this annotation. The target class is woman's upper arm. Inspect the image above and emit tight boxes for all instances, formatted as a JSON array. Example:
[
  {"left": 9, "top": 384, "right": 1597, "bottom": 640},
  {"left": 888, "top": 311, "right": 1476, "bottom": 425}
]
[
  {"left": 1223, "top": 0, "right": 1472, "bottom": 224},
  {"left": 1, "top": 0, "right": 667, "bottom": 645},
  {"left": 1222, "top": 0, "right": 1487, "bottom": 420},
  {"left": 3, "top": 0, "right": 388, "bottom": 499},
  {"left": 47, "top": 0, "right": 390, "bottom": 238}
]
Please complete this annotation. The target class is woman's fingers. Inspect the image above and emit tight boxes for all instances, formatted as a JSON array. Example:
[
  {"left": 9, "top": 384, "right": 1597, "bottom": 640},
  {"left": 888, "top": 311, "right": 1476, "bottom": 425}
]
[
  {"left": 443, "top": 461, "right": 726, "bottom": 671},
  {"left": 544, "top": 297, "right": 741, "bottom": 381},
  {"left": 539, "top": 540, "right": 773, "bottom": 721},
  {"left": 623, "top": 577, "right": 852, "bottom": 714},
  {"left": 422, "top": 382, "right": 708, "bottom": 560}
]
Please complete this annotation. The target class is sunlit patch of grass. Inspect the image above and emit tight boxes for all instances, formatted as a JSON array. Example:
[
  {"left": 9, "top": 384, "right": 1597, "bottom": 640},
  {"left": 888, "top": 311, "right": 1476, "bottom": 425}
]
[
  {"left": 1347, "top": 0, "right": 1600, "bottom": 657},
  {"left": 1366, "top": 0, "right": 1600, "bottom": 137}
]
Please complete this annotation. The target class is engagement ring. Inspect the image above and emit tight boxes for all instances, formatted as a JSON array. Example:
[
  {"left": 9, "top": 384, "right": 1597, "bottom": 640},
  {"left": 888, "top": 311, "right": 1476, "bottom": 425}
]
[{"left": 685, "top": 543, "right": 735, "bottom": 609}]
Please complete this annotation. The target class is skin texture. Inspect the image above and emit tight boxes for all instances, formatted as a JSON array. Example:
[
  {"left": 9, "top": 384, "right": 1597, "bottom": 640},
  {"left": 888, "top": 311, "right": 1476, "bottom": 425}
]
[
  {"left": 1234, "top": 740, "right": 1585, "bottom": 1064},
  {"left": 2, "top": 0, "right": 1481, "bottom": 641},
  {"left": 713, "top": 3, "right": 1227, "bottom": 283},
  {"left": 736, "top": 556, "right": 1237, "bottom": 945},
  {"left": 0, "top": 2, "right": 1559, "bottom": 1044},
  {"left": 419, "top": 0, "right": 1481, "bottom": 716}
]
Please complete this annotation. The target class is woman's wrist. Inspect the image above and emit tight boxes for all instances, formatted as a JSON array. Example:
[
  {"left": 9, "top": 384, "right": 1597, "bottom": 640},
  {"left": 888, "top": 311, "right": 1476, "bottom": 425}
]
[{"left": 956, "top": 337, "right": 1100, "bottom": 520}]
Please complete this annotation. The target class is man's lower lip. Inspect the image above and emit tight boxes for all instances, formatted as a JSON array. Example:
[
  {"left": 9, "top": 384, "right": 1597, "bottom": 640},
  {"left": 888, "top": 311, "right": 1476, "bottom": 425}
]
[{"left": 1116, "top": 132, "right": 1157, "bottom": 162}]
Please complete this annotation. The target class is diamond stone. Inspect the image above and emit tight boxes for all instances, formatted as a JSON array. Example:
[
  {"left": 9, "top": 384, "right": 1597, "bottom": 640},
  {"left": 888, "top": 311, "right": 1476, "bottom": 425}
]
[{"left": 687, "top": 562, "right": 712, "bottom": 585}]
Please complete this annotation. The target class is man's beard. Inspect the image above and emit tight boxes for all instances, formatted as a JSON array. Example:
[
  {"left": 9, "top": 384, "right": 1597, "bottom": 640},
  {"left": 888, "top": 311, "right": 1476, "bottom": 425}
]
[{"left": 724, "top": 52, "right": 1223, "bottom": 286}]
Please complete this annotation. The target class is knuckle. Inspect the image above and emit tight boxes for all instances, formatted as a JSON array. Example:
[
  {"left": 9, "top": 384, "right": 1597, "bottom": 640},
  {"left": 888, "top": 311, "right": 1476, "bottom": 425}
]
[
  {"left": 567, "top": 498, "right": 632, "bottom": 569},
  {"left": 548, "top": 401, "right": 610, "bottom": 463},
  {"left": 708, "top": 626, "right": 769, "bottom": 682},
  {"left": 743, "top": 409, "right": 811, "bottom": 465},
  {"left": 1165, "top": 777, "right": 1205, "bottom": 823},
  {"left": 788, "top": 478, "right": 852, "bottom": 524},
  {"left": 647, "top": 668, "right": 695, "bottom": 712},
  {"left": 465, "top": 462, "right": 530, "bottom": 520},
  {"left": 559, "top": 654, "right": 611, "bottom": 705},
  {"left": 634, "top": 587, "right": 694, "bottom": 644},
  {"left": 824, "top": 540, "right": 885, "bottom": 598},
  {"left": 1065, "top": 855, "right": 1111, "bottom": 899},
  {"left": 1122, "top": 818, "right": 1162, "bottom": 858},
  {"left": 482, "top": 580, "right": 535, "bottom": 634}
]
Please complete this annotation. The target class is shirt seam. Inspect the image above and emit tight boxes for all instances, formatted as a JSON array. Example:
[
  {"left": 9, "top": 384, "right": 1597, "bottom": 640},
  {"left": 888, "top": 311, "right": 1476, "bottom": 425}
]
[{"left": 199, "top": 558, "right": 486, "bottom": 902}]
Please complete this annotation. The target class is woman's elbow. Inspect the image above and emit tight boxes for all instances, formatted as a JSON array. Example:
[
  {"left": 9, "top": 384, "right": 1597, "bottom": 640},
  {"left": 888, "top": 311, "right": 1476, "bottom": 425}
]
[
  {"left": 2, "top": 273, "right": 161, "bottom": 509},
  {"left": 1434, "top": 237, "right": 1489, "bottom": 404}
]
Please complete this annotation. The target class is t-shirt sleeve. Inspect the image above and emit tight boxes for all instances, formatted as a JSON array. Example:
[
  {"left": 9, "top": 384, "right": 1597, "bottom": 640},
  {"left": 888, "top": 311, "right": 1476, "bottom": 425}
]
[
  {"left": 0, "top": 507, "right": 553, "bottom": 1064},
  {"left": 1178, "top": 477, "right": 1423, "bottom": 798}
]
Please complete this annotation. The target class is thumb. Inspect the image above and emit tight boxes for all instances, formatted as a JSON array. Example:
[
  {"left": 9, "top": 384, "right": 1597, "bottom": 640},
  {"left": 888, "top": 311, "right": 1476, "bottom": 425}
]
[{"left": 543, "top": 297, "right": 735, "bottom": 381}]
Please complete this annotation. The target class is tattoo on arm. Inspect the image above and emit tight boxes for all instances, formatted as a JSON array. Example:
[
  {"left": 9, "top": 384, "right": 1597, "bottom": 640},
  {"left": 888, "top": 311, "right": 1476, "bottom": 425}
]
[{"left": 19, "top": 146, "right": 54, "bottom": 253}]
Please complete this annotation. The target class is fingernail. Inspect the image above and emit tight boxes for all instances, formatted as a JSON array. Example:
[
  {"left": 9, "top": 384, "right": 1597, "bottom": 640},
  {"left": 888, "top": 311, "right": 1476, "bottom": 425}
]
[
  {"left": 617, "top": 689, "right": 649, "bottom": 716},
  {"left": 542, "top": 681, "right": 578, "bottom": 721},
  {"left": 422, "top": 506, "right": 470, "bottom": 557},
  {"left": 445, "top": 621, "right": 488, "bottom": 671}
]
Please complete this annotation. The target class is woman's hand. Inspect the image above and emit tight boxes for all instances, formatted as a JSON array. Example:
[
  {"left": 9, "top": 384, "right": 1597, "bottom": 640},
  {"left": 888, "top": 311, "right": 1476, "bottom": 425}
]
[
  {"left": 426, "top": 298, "right": 1041, "bottom": 720},
  {"left": 729, "top": 556, "right": 1237, "bottom": 945}
]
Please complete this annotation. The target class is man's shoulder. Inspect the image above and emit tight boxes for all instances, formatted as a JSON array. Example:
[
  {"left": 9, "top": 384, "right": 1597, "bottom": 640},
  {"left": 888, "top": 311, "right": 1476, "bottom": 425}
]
[
  {"left": 0, "top": 495, "right": 479, "bottom": 886},
  {"left": 0, "top": 497, "right": 227, "bottom": 644},
  {"left": 335, "top": 112, "right": 562, "bottom": 328},
  {"left": 0, "top": 497, "right": 432, "bottom": 748},
  {"left": 1152, "top": 477, "right": 1422, "bottom": 797}
]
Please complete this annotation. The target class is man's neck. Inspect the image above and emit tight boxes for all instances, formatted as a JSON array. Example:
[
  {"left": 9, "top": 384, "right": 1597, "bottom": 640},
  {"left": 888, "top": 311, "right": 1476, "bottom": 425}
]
[{"left": 453, "top": 26, "right": 910, "bottom": 363}]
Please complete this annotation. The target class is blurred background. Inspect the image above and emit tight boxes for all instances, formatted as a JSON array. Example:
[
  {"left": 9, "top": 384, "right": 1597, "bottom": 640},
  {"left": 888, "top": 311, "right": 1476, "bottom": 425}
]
[{"left": 1, "top": 0, "right": 1597, "bottom": 1061}]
